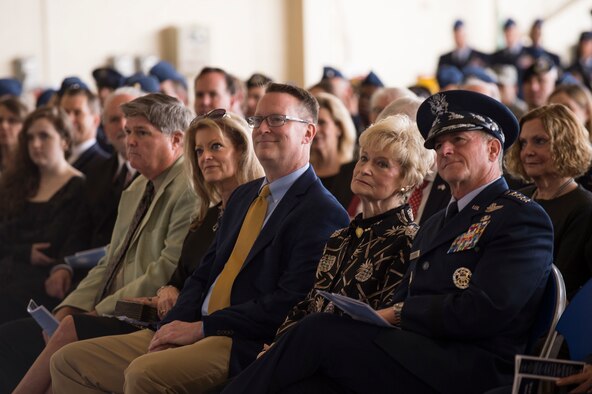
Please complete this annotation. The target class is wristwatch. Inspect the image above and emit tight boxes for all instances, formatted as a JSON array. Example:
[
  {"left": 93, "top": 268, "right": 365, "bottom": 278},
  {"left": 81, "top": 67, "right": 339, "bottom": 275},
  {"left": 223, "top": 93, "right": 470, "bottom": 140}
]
[{"left": 392, "top": 302, "right": 404, "bottom": 325}]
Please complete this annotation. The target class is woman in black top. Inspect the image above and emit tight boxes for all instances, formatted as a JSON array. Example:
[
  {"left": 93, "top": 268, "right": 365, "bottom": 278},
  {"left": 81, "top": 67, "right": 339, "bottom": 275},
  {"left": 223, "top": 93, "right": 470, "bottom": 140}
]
[
  {"left": 0, "top": 106, "right": 89, "bottom": 322},
  {"left": 506, "top": 104, "right": 592, "bottom": 297}
]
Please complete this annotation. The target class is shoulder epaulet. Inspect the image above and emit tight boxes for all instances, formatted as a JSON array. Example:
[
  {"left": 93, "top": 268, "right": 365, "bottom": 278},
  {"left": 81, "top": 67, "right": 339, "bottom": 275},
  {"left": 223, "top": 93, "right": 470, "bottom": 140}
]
[{"left": 502, "top": 190, "right": 531, "bottom": 204}]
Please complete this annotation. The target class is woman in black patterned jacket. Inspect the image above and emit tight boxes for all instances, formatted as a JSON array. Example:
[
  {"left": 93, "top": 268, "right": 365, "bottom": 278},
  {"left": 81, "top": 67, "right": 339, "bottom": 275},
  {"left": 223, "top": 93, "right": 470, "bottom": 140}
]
[{"left": 273, "top": 114, "right": 433, "bottom": 340}]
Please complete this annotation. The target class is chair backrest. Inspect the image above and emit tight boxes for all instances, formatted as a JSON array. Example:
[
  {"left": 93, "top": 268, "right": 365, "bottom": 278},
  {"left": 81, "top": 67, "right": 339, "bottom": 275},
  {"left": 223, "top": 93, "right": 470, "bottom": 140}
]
[
  {"left": 555, "top": 276, "right": 592, "bottom": 361},
  {"left": 526, "top": 264, "right": 567, "bottom": 357}
]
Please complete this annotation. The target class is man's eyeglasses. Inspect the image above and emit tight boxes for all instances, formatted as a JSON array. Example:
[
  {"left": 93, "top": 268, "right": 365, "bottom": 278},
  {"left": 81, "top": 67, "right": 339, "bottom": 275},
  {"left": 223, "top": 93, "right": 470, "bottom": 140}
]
[
  {"left": 246, "top": 114, "right": 311, "bottom": 128},
  {"left": 190, "top": 108, "right": 229, "bottom": 127}
]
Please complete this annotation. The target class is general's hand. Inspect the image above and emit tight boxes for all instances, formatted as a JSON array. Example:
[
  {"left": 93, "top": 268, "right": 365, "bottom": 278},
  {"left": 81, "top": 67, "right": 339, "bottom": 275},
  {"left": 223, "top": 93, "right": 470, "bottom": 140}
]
[
  {"left": 156, "top": 286, "right": 180, "bottom": 318},
  {"left": 376, "top": 307, "right": 396, "bottom": 325},
  {"left": 31, "top": 243, "right": 55, "bottom": 266},
  {"left": 45, "top": 269, "right": 72, "bottom": 299},
  {"left": 556, "top": 364, "right": 592, "bottom": 393},
  {"left": 148, "top": 320, "right": 204, "bottom": 353},
  {"left": 257, "top": 343, "right": 272, "bottom": 359}
]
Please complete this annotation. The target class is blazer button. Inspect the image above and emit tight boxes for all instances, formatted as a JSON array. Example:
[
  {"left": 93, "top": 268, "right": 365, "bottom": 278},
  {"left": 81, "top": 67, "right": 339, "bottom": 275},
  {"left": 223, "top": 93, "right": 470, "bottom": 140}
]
[{"left": 421, "top": 261, "right": 430, "bottom": 270}]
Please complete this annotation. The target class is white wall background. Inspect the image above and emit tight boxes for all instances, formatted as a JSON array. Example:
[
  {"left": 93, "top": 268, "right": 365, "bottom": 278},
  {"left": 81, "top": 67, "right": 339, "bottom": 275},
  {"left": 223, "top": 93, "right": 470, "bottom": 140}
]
[
  {"left": 0, "top": 0, "right": 591, "bottom": 93},
  {"left": 302, "top": 0, "right": 592, "bottom": 87},
  {"left": 0, "top": 0, "right": 289, "bottom": 89}
]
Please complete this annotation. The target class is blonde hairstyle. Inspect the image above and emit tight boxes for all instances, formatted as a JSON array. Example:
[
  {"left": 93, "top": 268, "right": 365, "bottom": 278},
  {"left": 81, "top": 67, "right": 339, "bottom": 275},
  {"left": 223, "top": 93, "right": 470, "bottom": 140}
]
[
  {"left": 548, "top": 84, "right": 592, "bottom": 135},
  {"left": 505, "top": 104, "right": 592, "bottom": 182},
  {"left": 358, "top": 115, "right": 434, "bottom": 197},
  {"left": 184, "top": 112, "right": 264, "bottom": 228},
  {"left": 314, "top": 92, "right": 357, "bottom": 163}
]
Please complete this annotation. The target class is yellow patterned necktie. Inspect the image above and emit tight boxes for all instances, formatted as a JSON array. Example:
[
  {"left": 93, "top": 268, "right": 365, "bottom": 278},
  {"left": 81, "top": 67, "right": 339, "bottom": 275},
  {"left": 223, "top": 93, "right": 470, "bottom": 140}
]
[{"left": 208, "top": 184, "right": 271, "bottom": 314}]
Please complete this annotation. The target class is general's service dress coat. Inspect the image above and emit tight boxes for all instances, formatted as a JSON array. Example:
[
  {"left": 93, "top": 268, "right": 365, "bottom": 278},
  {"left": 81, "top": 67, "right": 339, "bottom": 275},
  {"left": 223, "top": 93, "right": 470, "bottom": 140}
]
[{"left": 376, "top": 178, "right": 554, "bottom": 393}]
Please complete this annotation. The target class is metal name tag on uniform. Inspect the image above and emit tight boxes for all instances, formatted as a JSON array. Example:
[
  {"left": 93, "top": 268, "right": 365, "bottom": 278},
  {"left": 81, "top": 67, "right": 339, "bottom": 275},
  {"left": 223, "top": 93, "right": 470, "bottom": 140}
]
[{"left": 447, "top": 216, "right": 491, "bottom": 254}]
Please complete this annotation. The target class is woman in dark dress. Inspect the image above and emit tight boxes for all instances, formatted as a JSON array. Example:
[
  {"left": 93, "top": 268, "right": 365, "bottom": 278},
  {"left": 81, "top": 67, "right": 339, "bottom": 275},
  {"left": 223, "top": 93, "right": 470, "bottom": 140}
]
[
  {"left": 248, "top": 114, "right": 433, "bottom": 371},
  {"left": 506, "top": 104, "right": 592, "bottom": 298},
  {"left": 311, "top": 92, "right": 358, "bottom": 210},
  {"left": 0, "top": 106, "right": 89, "bottom": 323},
  {"left": 14, "top": 110, "right": 264, "bottom": 394}
]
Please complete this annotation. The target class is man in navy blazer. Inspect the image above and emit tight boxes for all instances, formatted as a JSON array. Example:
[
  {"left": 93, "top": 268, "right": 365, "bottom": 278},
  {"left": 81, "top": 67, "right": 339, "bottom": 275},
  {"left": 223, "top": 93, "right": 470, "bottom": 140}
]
[
  {"left": 50, "top": 83, "right": 349, "bottom": 392},
  {"left": 58, "top": 84, "right": 111, "bottom": 175},
  {"left": 220, "top": 90, "right": 554, "bottom": 394}
]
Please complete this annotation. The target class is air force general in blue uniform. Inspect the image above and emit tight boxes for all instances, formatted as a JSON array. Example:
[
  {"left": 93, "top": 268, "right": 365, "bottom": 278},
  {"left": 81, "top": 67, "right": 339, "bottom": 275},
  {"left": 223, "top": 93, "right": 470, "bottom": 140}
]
[{"left": 221, "top": 90, "right": 554, "bottom": 394}]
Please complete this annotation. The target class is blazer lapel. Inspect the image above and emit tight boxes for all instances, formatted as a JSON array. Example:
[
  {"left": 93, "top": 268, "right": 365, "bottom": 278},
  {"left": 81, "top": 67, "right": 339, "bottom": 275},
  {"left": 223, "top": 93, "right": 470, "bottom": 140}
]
[
  {"left": 240, "top": 167, "right": 317, "bottom": 271},
  {"left": 129, "top": 157, "right": 184, "bottom": 247}
]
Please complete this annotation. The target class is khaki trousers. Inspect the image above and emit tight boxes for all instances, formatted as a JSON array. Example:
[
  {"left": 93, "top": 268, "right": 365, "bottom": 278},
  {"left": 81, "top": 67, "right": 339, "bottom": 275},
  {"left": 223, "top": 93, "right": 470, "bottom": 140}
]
[{"left": 50, "top": 329, "right": 232, "bottom": 394}]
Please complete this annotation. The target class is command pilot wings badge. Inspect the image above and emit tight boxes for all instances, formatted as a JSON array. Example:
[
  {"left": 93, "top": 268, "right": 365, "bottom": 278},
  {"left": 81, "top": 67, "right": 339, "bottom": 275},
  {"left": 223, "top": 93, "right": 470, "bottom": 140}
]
[{"left": 485, "top": 203, "right": 503, "bottom": 212}]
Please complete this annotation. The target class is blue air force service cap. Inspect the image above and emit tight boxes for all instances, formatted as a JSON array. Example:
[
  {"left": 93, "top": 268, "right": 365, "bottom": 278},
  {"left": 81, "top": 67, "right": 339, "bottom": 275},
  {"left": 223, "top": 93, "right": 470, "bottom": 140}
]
[
  {"left": 462, "top": 65, "right": 497, "bottom": 84},
  {"left": 0, "top": 78, "right": 22, "bottom": 97},
  {"left": 522, "top": 56, "right": 556, "bottom": 82},
  {"left": 322, "top": 66, "right": 345, "bottom": 80},
  {"left": 149, "top": 61, "right": 188, "bottom": 89},
  {"left": 58, "top": 77, "right": 90, "bottom": 96},
  {"left": 436, "top": 65, "right": 463, "bottom": 88},
  {"left": 92, "top": 67, "right": 125, "bottom": 90},
  {"left": 36, "top": 89, "right": 56, "bottom": 108},
  {"left": 361, "top": 71, "right": 384, "bottom": 87},
  {"left": 503, "top": 18, "right": 516, "bottom": 30},
  {"left": 580, "top": 31, "right": 592, "bottom": 43},
  {"left": 417, "top": 90, "right": 518, "bottom": 151},
  {"left": 125, "top": 73, "right": 160, "bottom": 93}
]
